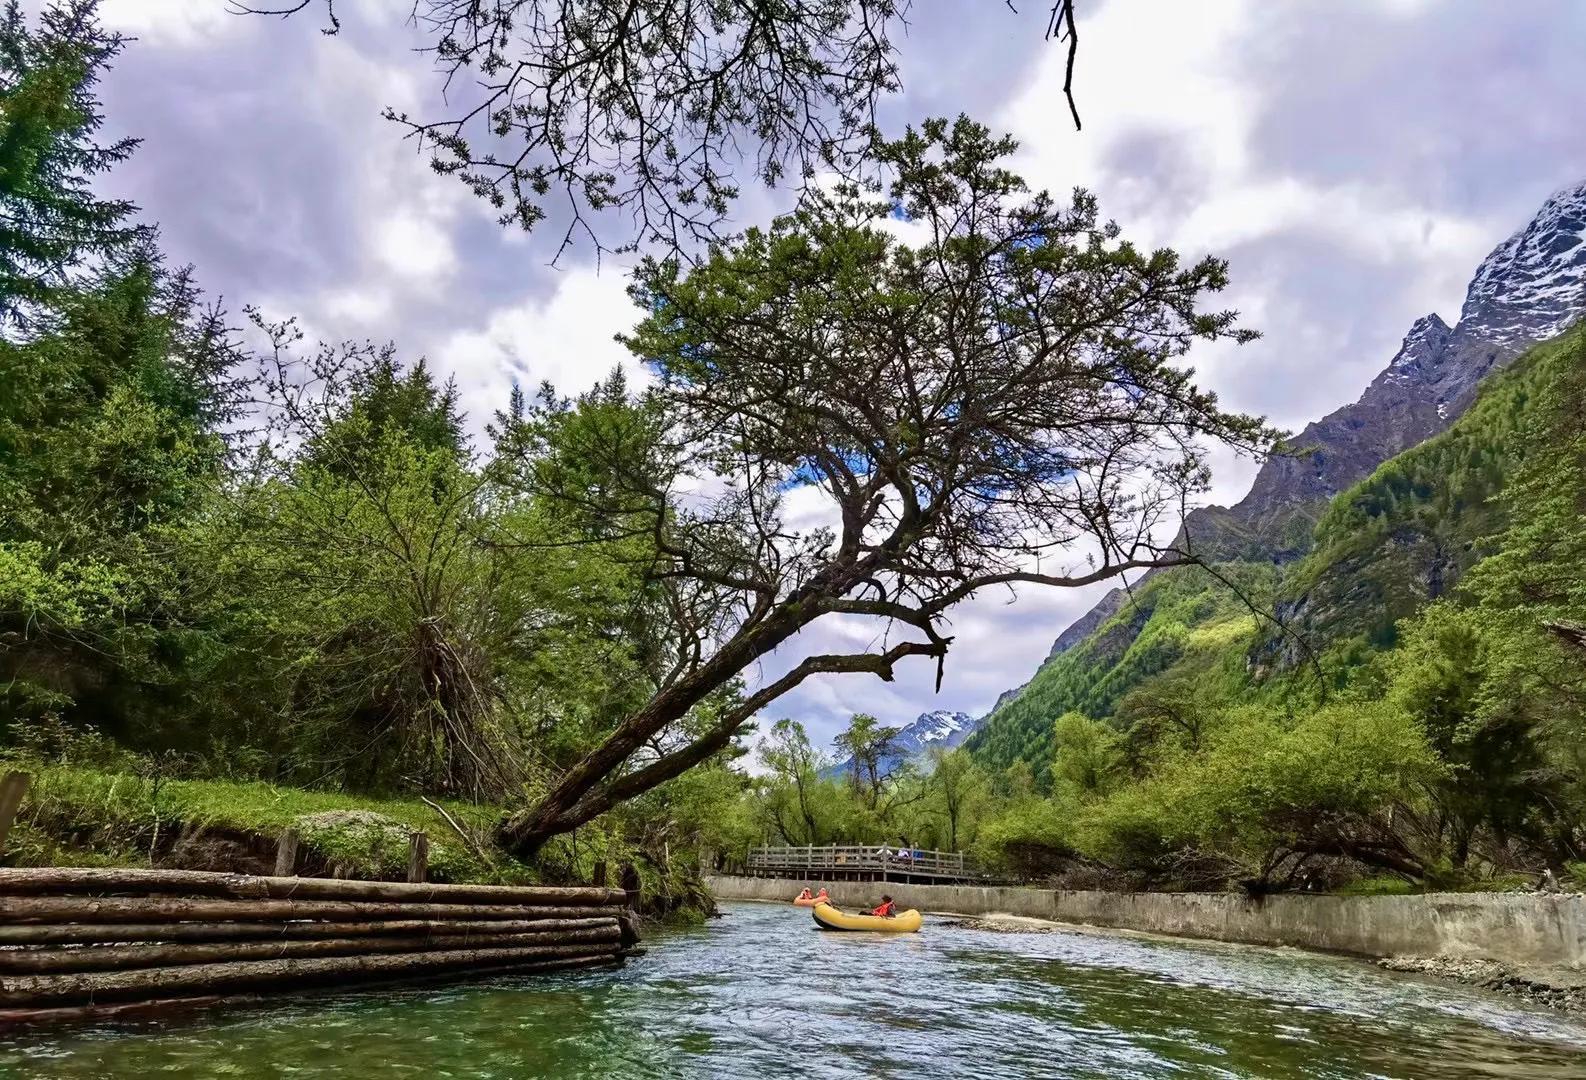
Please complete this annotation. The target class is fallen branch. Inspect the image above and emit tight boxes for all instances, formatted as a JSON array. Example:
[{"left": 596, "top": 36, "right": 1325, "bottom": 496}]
[{"left": 420, "top": 796, "right": 498, "bottom": 872}]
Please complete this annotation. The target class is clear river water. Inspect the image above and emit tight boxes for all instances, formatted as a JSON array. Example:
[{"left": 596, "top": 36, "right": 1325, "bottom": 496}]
[{"left": 3, "top": 900, "right": 1586, "bottom": 1078}]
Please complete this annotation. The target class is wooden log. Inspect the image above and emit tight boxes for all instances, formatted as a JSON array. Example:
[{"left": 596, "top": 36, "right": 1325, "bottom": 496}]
[
  {"left": 0, "top": 896, "right": 623, "bottom": 924},
  {"left": 0, "top": 954, "right": 623, "bottom": 1027},
  {"left": 0, "top": 868, "right": 625, "bottom": 907},
  {"left": 0, "top": 941, "right": 623, "bottom": 1005},
  {"left": 0, "top": 925, "right": 622, "bottom": 973},
  {"left": 406, "top": 832, "right": 428, "bottom": 884},
  {"left": 0, "top": 994, "right": 234, "bottom": 1028},
  {"left": 274, "top": 830, "right": 299, "bottom": 877},
  {"left": 0, "top": 915, "right": 619, "bottom": 946},
  {"left": 0, "top": 773, "right": 29, "bottom": 855}
]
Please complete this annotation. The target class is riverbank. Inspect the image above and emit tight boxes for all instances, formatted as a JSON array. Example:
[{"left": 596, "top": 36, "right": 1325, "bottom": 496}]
[
  {"left": 2, "top": 765, "right": 713, "bottom": 921},
  {"left": 706, "top": 874, "right": 1586, "bottom": 977},
  {"left": 931, "top": 911, "right": 1586, "bottom": 1016},
  {"left": 1378, "top": 957, "right": 1586, "bottom": 1014}
]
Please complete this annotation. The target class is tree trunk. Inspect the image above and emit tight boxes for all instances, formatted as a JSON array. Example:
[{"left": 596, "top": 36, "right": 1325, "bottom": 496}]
[
  {"left": 0, "top": 926, "right": 621, "bottom": 974},
  {"left": 495, "top": 609, "right": 809, "bottom": 857}
]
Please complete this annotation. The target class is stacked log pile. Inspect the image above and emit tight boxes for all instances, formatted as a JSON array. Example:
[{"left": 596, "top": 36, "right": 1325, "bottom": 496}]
[{"left": 0, "top": 868, "right": 640, "bottom": 1025}]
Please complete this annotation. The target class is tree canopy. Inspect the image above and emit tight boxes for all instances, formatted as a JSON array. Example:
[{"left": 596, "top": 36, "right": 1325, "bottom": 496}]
[
  {"left": 239, "top": 0, "right": 1083, "bottom": 258},
  {"left": 491, "top": 115, "right": 1268, "bottom": 855}
]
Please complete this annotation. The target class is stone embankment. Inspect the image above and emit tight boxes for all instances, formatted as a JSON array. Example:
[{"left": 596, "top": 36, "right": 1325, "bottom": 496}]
[{"left": 707, "top": 875, "right": 1586, "bottom": 1010}]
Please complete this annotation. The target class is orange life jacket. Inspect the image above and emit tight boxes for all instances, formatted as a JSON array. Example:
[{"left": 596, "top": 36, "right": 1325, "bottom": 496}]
[{"left": 871, "top": 900, "right": 896, "bottom": 917}]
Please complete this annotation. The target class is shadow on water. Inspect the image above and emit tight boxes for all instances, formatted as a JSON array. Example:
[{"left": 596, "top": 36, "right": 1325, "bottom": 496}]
[{"left": 2, "top": 901, "right": 1585, "bottom": 1079}]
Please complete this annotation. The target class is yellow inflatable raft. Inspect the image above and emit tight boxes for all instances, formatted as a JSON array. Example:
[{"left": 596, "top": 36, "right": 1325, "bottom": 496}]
[{"left": 811, "top": 901, "right": 922, "bottom": 933}]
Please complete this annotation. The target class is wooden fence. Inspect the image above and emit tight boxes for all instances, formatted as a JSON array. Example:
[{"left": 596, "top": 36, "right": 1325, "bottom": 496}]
[
  {"left": 745, "top": 844, "right": 989, "bottom": 884},
  {"left": 0, "top": 870, "right": 640, "bottom": 1026}
]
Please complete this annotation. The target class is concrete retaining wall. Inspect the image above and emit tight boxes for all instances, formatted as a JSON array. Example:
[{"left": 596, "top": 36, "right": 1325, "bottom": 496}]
[{"left": 706, "top": 875, "right": 1586, "bottom": 967}]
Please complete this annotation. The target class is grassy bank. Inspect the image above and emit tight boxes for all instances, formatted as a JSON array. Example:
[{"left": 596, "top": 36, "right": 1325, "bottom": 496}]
[
  {"left": 6, "top": 764, "right": 528, "bottom": 884},
  {"left": 1, "top": 764, "right": 720, "bottom": 922}
]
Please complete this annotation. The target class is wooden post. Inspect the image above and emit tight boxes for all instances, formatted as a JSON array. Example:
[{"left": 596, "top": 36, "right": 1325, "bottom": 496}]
[
  {"left": 406, "top": 832, "right": 429, "bottom": 884},
  {"left": 0, "top": 772, "right": 31, "bottom": 857},
  {"left": 273, "top": 830, "right": 299, "bottom": 877},
  {"left": 619, "top": 863, "right": 641, "bottom": 911},
  {"left": 592, "top": 862, "right": 607, "bottom": 888}
]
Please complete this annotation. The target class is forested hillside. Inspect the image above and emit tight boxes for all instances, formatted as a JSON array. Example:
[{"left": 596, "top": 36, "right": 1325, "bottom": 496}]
[
  {"left": 970, "top": 177, "right": 1586, "bottom": 797},
  {"left": 957, "top": 326, "right": 1586, "bottom": 889}
]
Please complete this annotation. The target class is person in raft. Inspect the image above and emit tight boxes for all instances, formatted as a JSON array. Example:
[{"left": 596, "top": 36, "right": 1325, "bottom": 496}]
[
  {"left": 870, "top": 894, "right": 897, "bottom": 918},
  {"left": 796, "top": 887, "right": 814, "bottom": 901},
  {"left": 815, "top": 887, "right": 830, "bottom": 902}
]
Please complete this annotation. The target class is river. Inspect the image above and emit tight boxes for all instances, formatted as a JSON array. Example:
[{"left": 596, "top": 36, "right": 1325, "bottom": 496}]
[{"left": 3, "top": 900, "right": 1585, "bottom": 1078}]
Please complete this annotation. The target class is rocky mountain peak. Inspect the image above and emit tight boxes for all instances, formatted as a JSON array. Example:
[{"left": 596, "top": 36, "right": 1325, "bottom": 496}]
[
  {"left": 1026, "top": 179, "right": 1586, "bottom": 674},
  {"left": 906, "top": 709, "right": 977, "bottom": 747},
  {"left": 822, "top": 709, "right": 981, "bottom": 780},
  {"left": 1461, "top": 181, "right": 1586, "bottom": 349}
]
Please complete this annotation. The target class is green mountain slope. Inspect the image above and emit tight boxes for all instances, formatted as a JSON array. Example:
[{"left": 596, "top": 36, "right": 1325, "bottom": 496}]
[
  {"left": 1256, "top": 332, "right": 1573, "bottom": 669},
  {"left": 968, "top": 327, "right": 1585, "bottom": 782},
  {"left": 965, "top": 562, "right": 1276, "bottom": 783}
]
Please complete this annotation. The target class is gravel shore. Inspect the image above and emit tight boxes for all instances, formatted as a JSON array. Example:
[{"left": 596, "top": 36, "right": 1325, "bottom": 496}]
[{"left": 1379, "top": 955, "right": 1586, "bottom": 1014}]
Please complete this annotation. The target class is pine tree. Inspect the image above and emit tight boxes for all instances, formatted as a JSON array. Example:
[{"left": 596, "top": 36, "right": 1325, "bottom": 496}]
[{"left": 0, "top": 0, "right": 144, "bottom": 324}]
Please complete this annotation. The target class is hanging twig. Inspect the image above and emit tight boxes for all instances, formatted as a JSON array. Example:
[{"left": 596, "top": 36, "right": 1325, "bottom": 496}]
[{"left": 1046, "top": 0, "right": 1082, "bottom": 130}]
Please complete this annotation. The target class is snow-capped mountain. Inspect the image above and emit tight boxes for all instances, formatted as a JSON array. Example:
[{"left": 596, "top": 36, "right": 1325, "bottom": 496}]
[
  {"left": 1031, "top": 180, "right": 1586, "bottom": 659},
  {"left": 898, "top": 709, "right": 978, "bottom": 753},
  {"left": 824, "top": 710, "right": 980, "bottom": 780}
]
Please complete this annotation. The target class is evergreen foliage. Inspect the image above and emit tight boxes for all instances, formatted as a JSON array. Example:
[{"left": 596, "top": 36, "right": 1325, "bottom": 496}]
[{"left": 0, "top": 0, "right": 142, "bottom": 322}]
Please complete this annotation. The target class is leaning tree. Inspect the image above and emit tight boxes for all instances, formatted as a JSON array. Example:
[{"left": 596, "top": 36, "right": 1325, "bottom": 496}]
[{"left": 490, "top": 116, "right": 1272, "bottom": 856}]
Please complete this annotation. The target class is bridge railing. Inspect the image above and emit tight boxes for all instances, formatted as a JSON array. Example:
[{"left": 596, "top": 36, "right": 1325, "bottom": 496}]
[{"left": 745, "top": 844, "right": 987, "bottom": 881}]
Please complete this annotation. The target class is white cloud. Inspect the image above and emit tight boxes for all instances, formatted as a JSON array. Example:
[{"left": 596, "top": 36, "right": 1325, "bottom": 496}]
[
  {"left": 321, "top": 287, "right": 392, "bottom": 325},
  {"left": 100, "top": 0, "right": 239, "bottom": 46},
  {"left": 373, "top": 212, "right": 457, "bottom": 282},
  {"left": 436, "top": 267, "right": 641, "bottom": 431}
]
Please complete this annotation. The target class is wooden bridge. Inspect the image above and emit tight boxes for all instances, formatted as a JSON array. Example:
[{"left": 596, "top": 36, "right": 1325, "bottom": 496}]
[{"left": 744, "top": 844, "right": 991, "bottom": 885}]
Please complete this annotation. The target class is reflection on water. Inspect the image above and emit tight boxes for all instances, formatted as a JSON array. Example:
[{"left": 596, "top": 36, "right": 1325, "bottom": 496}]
[{"left": 3, "top": 901, "right": 1585, "bottom": 1078}]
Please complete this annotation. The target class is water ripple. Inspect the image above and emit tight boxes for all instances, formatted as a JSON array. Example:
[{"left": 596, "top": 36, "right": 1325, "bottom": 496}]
[{"left": 2, "top": 902, "right": 1585, "bottom": 1078}]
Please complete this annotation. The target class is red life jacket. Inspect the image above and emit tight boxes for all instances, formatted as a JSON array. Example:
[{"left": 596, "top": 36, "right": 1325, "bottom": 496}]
[{"left": 871, "top": 900, "right": 896, "bottom": 917}]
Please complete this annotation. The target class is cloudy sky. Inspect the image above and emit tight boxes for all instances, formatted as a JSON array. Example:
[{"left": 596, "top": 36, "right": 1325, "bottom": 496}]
[{"left": 93, "top": 0, "right": 1586, "bottom": 754}]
